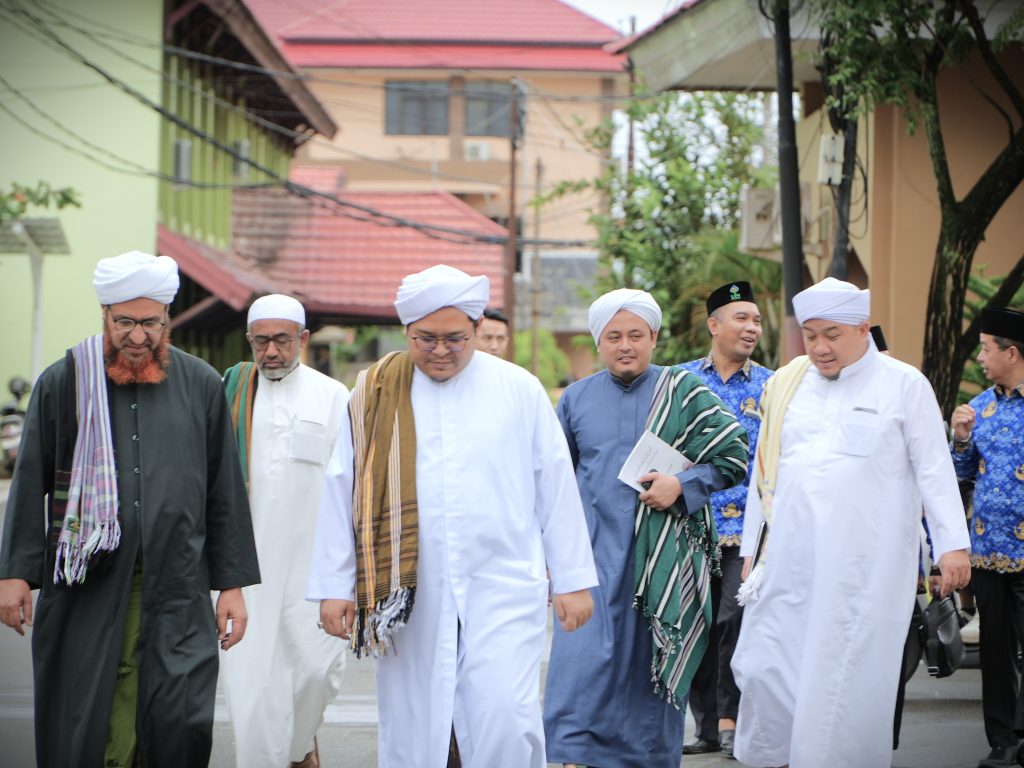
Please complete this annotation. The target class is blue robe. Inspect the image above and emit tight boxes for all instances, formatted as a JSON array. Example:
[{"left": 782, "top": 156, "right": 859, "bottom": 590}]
[{"left": 543, "top": 365, "right": 732, "bottom": 767}]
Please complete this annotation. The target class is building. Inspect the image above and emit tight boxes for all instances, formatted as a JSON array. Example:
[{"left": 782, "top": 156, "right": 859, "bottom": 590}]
[
  {"left": 0, "top": 0, "right": 336, "bottom": 384},
  {"left": 245, "top": 0, "right": 630, "bottom": 365},
  {"left": 622, "top": 0, "right": 1024, "bottom": 368}
]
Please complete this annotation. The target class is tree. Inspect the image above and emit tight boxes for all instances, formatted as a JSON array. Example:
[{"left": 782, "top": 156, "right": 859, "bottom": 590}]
[
  {"left": 0, "top": 180, "right": 80, "bottom": 223},
  {"left": 809, "top": 0, "right": 1024, "bottom": 417},
  {"left": 541, "top": 90, "right": 779, "bottom": 365}
]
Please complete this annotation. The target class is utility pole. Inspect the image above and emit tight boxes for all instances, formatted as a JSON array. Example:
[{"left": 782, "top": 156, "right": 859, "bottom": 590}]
[
  {"left": 770, "top": 0, "right": 805, "bottom": 362},
  {"left": 623, "top": 16, "right": 637, "bottom": 288},
  {"left": 504, "top": 80, "right": 523, "bottom": 361},
  {"left": 530, "top": 157, "right": 544, "bottom": 374}
]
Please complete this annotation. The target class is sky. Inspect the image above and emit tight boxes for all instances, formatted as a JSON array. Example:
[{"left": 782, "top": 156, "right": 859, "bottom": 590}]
[{"left": 561, "top": 0, "right": 685, "bottom": 36}]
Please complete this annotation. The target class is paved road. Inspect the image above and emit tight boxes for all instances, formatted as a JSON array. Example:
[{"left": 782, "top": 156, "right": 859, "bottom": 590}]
[{"left": 0, "top": 478, "right": 998, "bottom": 766}]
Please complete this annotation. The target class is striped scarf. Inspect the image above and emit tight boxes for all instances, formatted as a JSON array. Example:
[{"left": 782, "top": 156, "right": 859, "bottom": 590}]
[
  {"left": 223, "top": 361, "right": 258, "bottom": 489},
  {"left": 737, "top": 355, "right": 812, "bottom": 605},
  {"left": 53, "top": 334, "right": 120, "bottom": 585},
  {"left": 633, "top": 366, "right": 749, "bottom": 707},
  {"left": 350, "top": 351, "right": 418, "bottom": 657}
]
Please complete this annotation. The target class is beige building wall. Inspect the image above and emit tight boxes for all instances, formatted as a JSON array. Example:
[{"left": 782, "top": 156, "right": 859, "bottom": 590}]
[
  {"left": 796, "top": 45, "right": 1024, "bottom": 368},
  {"left": 296, "top": 69, "right": 623, "bottom": 245}
]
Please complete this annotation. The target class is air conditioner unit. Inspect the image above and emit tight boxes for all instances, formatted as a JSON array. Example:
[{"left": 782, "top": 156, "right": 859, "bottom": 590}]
[
  {"left": 739, "top": 187, "right": 776, "bottom": 252},
  {"left": 463, "top": 140, "right": 491, "bottom": 162}
]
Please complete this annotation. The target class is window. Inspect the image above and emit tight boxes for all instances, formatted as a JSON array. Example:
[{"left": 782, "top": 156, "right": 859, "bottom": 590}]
[
  {"left": 173, "top": 139, "right": 192, "bottom": 183},
  {"left": 465, "top": 81, "right": 513, "bottom": 137},
  {"left": 385, "top": 81, "right": 449, "bottom": 135},
  {"left": 232, "top": 139, "right": 250, "bottom": 180}
]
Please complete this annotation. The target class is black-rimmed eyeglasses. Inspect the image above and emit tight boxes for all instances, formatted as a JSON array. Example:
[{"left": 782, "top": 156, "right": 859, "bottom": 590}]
[
  {"left": 410, "top": 335, "right": 470, "bottom": 353},
  {"left": 249, "top": 334, "right": 296, "bottom": 351}
]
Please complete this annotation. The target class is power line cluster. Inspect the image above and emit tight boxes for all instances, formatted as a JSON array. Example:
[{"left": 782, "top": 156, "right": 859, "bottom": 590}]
[{"left": 0, "top": 0, "right": 806, "bottom": 250}]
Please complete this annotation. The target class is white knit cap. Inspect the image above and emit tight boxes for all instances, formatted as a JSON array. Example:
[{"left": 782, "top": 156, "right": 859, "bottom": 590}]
[
  {"left": 588, "top": 288, "right": 662, "bottom": 344},
  {"left": 93, "top": 251, "right": 179, "bottom": 305},
  {"left": 394, "top": 264, "right": 489, "bottom": 325},
  {"left": 793, "top": 277, "right": 870, "bottom": 326},
  {"left": 247, "top": 294, "right": 306, "bottom": 327}
]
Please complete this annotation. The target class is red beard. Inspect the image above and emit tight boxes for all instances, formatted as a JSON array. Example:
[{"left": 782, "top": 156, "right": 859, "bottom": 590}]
[{"left": 104, "top": 331, "right": 171, "bottom": 385}]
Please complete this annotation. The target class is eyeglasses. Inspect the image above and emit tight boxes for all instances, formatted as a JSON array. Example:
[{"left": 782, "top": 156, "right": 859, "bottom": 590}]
[
  {"left": 249, "top": 334, "right": 296, "bottom": 351},
  {"left": 111, "top": 317, "right": 167, "bottom": 335},
  {"left": 410, "top": 335, "right": 471, "bottom": 353}
]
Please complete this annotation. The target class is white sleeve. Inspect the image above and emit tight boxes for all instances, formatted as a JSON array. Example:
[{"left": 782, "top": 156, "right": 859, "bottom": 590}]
[
  {"left": 531, "top": 384, "right": 598, "bottom": 595},
  {"left": 306, "top": 405, "right": 357, "bottom": 601},
  {"left": 903, "top": 373, "right": 971, "bottom": 560},
  {"left": 739, "top": 477, "right": 764, "bottom": 558}
]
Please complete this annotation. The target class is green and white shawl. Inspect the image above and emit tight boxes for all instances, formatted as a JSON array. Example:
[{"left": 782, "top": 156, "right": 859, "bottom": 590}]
[{"left": 633, "top": 365, "right": 749, "bottom": 707}]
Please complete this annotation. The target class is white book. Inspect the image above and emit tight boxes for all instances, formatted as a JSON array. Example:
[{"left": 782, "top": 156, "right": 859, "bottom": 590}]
[{"left": 617, "top": 430, "right": 693, "bottom": 493}]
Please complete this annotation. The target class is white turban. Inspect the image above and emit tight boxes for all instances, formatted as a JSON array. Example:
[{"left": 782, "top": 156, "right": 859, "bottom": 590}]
[
  {"left": 247, "top": 294, "right": 306, "bottom": 327},
  {"left": 93, "top": 251, "right": 179, "bottom": 305},
  {"left": 588, "top": 288, "right": 662, "bottom": 344},
  {"left": 793, "top": 277, "right": 870, "bottom": 326},
  {"left": 394, "top": 264, "right": 489, "bottom": 325}
]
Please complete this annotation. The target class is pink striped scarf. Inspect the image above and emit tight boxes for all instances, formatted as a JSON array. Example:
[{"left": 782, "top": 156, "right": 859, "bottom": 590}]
[{"left": 54, "top": 334, "right": 121, "bottom": 585}]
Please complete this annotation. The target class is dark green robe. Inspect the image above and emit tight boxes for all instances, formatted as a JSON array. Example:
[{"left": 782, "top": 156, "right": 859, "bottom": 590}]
[{"left": 0, "top": 345, "right": 260, "bottom": 768}]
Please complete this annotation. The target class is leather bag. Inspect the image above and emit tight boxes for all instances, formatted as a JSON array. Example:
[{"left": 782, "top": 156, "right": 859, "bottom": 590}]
[{"left": 923, "top": 595, "right": 965, "bottom": 678}]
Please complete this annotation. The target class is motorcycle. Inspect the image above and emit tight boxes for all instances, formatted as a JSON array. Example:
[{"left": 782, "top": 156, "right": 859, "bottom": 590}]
[{"left": 1, "top": 376, "right": 30, "bottom": 476}]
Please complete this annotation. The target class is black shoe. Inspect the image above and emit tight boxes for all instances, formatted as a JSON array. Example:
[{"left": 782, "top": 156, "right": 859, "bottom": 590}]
[
  {"left": 1017, "top": 740, "right": 1024, "bottom": 768},
  {"left": 979, "top": 745, "right": 1016, "bottom": 768},
  {"left": 720, "top": 729, "right": 736, "bottom": 758},
  {"left": 682, "top": 737, "right": 720, "bottom": 755}
]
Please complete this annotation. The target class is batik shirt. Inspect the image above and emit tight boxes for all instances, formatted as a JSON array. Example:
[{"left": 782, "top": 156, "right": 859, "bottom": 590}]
[
  {"left": 680, "top": 353, "right": 772, "bottom": 546},
  {"left": 951, "top": 382, "right": 1024, "bottom": 573}
]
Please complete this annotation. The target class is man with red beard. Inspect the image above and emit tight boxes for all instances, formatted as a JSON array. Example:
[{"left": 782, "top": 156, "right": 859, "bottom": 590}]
[{"left": 0, "top": 251, "right": 260, "bottom": 768}]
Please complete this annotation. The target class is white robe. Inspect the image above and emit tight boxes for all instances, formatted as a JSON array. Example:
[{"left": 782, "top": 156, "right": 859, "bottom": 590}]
[
  {"left": 309, "top": 350, "right": 598, "bottom": 768},
  {"left": 221, "top": 364, "right": 350, "bottom": 767},
  {"left": 732, "top": 347, "right": 970, "bottom": 768}
]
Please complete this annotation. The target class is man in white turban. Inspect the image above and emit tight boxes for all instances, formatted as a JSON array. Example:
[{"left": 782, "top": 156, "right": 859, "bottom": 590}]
[
  {"left": 0, "top": 251, "right": 259, "bottom": 768},
  {"left": 730, "top": 277, "right": 971, "bottom": 768},
  {"left": 221, "top": 294, "right": 349, "bottom": 767},
  {"left": 543, "top": 288, "right": 749, "bottom": 768},
  {"left": 310, "top": 264, "right": 598, "bottom": 768}
]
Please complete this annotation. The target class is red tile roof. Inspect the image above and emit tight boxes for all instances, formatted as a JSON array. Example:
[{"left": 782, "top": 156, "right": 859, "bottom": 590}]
[
  {"left": 163, "top": 179, "right": 507, "bottom": 323},
  {"left": 246, "top": 0, "right": 620, "bottom": 44},
  {"left": 245, "top": 0, "right": 626, "bottom": 72}
]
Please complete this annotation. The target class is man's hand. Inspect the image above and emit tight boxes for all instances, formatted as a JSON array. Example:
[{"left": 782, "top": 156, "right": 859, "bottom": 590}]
[
  {"left": 320, "top": 599, "right": 356, "bottom": 640},
  {"left": 936, "top": 549, "right": 971, "bottom": 597},
  {"left": 638, "top": 472, "right": 683, "bottom": 511},
  {"left": 0, "top": 579, "right": 33, "bottom": 636},
  {"left": 553, "top": 589, "right": 593, "bottom": 632},
  {"left": 950, "top": 404, "right": 976, "bottom": 442},
  {"left": 216, "top": 588, "right": 248, "bottom": 650}
]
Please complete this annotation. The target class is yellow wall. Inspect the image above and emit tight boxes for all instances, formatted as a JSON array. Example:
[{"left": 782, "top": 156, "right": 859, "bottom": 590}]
[
  {"left": 797, "top": 45, "right": 1024, "bottom": 367},
  {"left": 296, "top": 68, "right": 625, "bottom": 246}
]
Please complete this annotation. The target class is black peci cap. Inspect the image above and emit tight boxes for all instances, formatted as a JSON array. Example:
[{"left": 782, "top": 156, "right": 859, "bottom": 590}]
[
  {"left": 980, "top": 306, "right": 1024, "bottom": 344},
  {"left": 707, "top": 281, "right": 756, "bottom": 316},
  {"left": 869, "top": 325, "right": 888, "bottom": 352}
]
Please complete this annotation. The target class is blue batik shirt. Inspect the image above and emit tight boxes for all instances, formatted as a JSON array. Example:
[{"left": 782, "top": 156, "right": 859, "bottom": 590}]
[
  {"left": 951, "top": 382, "right": 1024, "bottom": 573},
  {"left": 680, "top": 353, "right": 773, "bottom": 547}
]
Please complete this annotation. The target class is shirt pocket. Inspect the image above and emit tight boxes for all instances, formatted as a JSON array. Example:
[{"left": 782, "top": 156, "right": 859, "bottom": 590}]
[
  {"left": 838, "top": 408, "right": 881, "bottom": 457},
  {"left": 290, "top": 417, "right": 328, "bottom": 465}
]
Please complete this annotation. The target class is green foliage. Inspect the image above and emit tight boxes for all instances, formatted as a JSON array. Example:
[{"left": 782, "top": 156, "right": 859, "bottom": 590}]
[
  {"left": 514, "top": 329, "right": 570, "bottom": 389},
  {"left": 0, "top": 181, "right": 81, "bottom": 223},
  {"left": 534, "top": 89, "right": 780, "bottom": 366},
  {"left": 810, "top": 0, "right": 979, "bottom": 132}
]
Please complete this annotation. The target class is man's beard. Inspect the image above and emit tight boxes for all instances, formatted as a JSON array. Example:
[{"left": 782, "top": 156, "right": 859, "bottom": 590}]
[
  {"left": 104, "top": 331, "right": 171, "bottom": 385},
  {"left": 259, "top": 356, "right": 300, "bottom": 381}
]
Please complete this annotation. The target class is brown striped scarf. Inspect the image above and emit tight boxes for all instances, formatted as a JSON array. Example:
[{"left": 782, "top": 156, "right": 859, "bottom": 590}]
[{"left": 350, "top": 351, "right": 418, "bottom": 657}]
